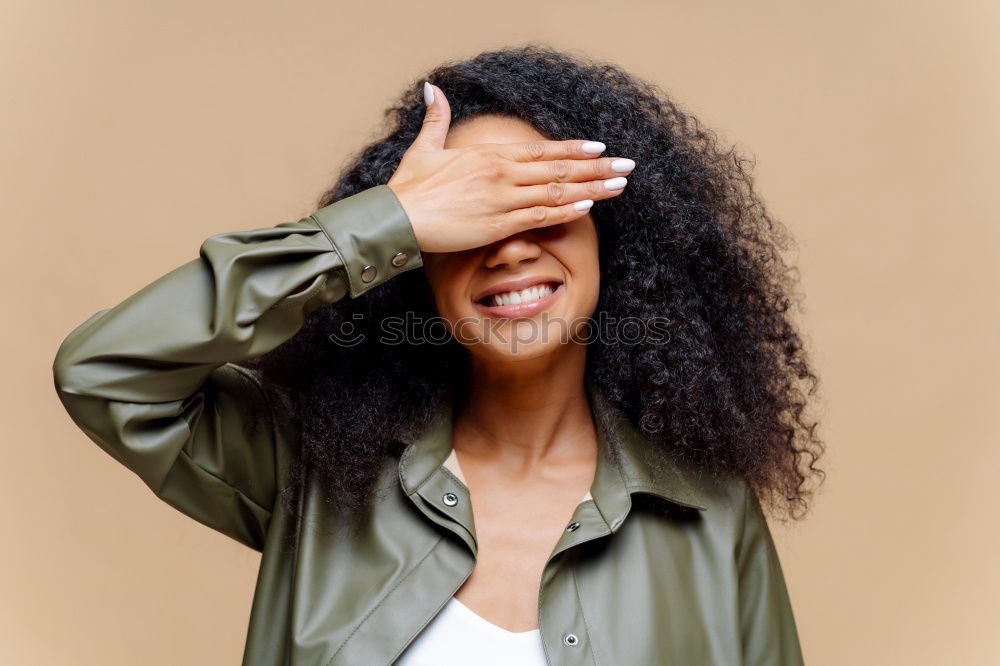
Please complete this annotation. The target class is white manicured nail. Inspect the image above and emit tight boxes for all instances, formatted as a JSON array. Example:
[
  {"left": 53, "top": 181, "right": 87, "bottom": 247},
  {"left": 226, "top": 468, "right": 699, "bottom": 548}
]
[
  {"left": 611, "top": 158, "right": 635, "bottom": 173},
  {"left": 423, "top": 81, "right": 434, "bottom": 107},
  {"left": 582, "top": 141, "right": 606, "bottom": 154},
  {"left": 573, "top": 199, "right": 594, "bottom": 211},
  {"left": 604, "top": 177, "right": 628, "bottom": 190}
]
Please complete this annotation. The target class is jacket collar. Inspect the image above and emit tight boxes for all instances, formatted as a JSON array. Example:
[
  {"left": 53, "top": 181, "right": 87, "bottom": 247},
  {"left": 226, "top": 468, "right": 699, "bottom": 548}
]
[
  {"left": 581, "top": 376, "right": 709, "bottom": 513},
  {"left": 397, "top": 377, "right": 707, "bottom": 536}
]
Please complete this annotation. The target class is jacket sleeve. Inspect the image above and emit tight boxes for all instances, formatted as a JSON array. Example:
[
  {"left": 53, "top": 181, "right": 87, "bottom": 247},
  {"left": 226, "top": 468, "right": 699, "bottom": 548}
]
[
  {"left": 51, "top": 184, "right": 423, "bottom": 552},
  {"left": 737, "top": 481, "right": 806, "bottom": 666}
]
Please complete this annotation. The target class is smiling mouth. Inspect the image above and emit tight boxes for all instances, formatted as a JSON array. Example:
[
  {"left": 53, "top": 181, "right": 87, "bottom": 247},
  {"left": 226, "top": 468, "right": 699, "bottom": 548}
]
[
  {"left": 475, "top": 281, "right": 561, "bottom": 307},
  {"left": 473, "top": 280, "right": 564, "bottom": 319}
]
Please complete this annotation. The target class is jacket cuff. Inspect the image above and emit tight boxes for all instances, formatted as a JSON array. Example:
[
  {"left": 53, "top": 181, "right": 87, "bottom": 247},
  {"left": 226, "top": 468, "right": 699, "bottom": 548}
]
[{"left": 310, "top": 184, "right": 424, "bottom": 298}]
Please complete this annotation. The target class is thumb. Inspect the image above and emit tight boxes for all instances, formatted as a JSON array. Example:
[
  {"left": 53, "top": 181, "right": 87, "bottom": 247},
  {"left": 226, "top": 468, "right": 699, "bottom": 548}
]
[{"left": 409, "top": 81, "right": 451, "bottom": 153}]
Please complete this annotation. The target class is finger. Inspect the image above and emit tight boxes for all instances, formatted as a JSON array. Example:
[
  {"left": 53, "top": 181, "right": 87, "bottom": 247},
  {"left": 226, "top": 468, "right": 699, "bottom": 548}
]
[
  {"left": 495, "top": 139, "right": 607, "bottom": 163},
  {"left": 409, "top": 82, "right": 452, "bottom": 153},
  {"left": 506, "top": 177, "right": 628, "bottom": 211},
  {"left": 497, "top": 199, "right": 597, "bottom": 232},
  {"left": 506, "top": 156, "right": 635, "bottom": 186}
]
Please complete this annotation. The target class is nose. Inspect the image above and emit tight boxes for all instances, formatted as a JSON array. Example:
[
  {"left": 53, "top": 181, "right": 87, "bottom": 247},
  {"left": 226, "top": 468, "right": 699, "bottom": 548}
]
[{"left": 483, "top": 232, "right": 541, "bottom": 270}]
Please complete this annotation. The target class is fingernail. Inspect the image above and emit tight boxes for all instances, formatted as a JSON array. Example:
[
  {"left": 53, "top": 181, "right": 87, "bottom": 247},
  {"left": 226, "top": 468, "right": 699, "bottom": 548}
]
[
  {"left": 423, "top": 81, "right": 434, "bottom": 107},
  {"left": 582, "top": 141, "right": 606, "bottom": 154},
  {"left": 604, "top": 177, "right": 628, "bottom": 190},
  {"left": 574, "top": 199, "right": 594, "bottom": 211},
  {"left": 611, "top": 158, "right": 635, "bottom": 173}
]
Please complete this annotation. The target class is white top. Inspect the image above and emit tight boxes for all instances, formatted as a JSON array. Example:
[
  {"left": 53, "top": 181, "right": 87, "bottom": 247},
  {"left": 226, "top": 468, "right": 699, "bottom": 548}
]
[{"left": 394, "top": 595, "right": 547, "bottom": 665}]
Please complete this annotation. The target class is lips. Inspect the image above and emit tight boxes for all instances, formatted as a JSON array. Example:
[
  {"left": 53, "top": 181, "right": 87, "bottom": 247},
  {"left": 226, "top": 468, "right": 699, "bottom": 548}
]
[
  {"left": 472, "top": 279, "right": 565, "bottom": 319},
  {"left": 472, "top": 275, "right": 564, "bottom": 305}
]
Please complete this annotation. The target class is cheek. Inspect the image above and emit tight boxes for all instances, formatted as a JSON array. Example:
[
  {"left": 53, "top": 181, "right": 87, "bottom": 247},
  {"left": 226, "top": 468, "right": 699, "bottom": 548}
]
[
  {"left": 580, "top": 271, "right": 601, "bottom": 316},
  {"left": 566, "top": 236, "right": 601, "bottom": 309},
  {"left": 422, "top": 257, "right": 472, "bottom": 317}
]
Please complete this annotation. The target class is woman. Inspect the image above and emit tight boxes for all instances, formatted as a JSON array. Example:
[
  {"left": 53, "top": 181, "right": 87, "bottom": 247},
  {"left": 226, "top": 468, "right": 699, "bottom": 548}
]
[{"left": 53, "top": 45, "right": 823, "bottom": 665}]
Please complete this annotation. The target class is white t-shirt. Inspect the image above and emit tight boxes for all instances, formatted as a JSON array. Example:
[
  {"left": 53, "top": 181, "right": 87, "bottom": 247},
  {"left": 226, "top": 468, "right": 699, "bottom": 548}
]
[{"left": 395, "top": 596, "right": 547, "bottom": 665}]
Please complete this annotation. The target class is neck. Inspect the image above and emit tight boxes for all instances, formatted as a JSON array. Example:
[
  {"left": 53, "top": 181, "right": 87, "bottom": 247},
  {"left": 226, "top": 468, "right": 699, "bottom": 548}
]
[{"left": 452, "top": 342, "right": 596, "bottom": 469}]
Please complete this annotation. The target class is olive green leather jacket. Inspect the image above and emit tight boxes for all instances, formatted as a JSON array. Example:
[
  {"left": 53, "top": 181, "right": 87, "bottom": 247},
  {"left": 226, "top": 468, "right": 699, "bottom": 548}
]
[{"left": 52, "top": 185, "right": 805, "bottom": 665}]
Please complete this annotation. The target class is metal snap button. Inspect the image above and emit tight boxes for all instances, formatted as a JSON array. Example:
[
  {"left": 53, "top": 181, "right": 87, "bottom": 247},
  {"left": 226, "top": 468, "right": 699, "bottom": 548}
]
[
  {"left": 391, "top": 251, "right": 408, "bottom": 267},
  {"left": 442, "top": 492, "right": 458, "bottom": 506},
  {"left": 563, "top": 633, "right": 579, "bottom": 647},
  {"left": 360, "top": 265, "right": 378, "bottom": 283},
  {"left": 566, "top": 521, "right": 580, "bottom": 532}
]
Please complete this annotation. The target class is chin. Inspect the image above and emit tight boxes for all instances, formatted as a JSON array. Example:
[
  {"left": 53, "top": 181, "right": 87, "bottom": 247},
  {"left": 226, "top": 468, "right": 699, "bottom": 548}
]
[
  {"left": 458, "top": 317, "right": 581, "bottom": 362},
  {"left": 466, "top": 338, "right": 561, "bottom": 363}
]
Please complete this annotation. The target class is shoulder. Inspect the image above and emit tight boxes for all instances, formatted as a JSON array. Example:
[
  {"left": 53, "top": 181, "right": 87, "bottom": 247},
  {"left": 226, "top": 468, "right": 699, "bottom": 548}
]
[
  {"left": 670, "top": 453, "right": 749, "bottom": 513},
  {"left": 687, "top": 470, "right": 777, "bottom": 562},
  {"left": 673, "top": 460, "right": 752, "bottom": 532}
]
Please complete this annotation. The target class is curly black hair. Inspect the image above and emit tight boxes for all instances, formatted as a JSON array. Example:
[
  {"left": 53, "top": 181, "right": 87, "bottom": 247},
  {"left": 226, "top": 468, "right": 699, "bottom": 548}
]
[{"left": 239, "top": 42, "right": 825, "bottom": 532}]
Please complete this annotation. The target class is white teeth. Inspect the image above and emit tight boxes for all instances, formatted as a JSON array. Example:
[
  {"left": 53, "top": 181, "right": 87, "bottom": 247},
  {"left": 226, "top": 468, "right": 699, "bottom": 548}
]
[{"left": 488, "top": 283, "right": 555, "bottom": 307}]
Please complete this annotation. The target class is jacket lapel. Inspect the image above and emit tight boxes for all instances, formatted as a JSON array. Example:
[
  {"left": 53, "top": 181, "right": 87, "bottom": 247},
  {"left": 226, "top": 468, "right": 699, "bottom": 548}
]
[
  {"left": 396, "top": 378, "right": 708, "bottom": 554},
  {"left": 397, "top": 391, "right": 479, "bottom": 554}
]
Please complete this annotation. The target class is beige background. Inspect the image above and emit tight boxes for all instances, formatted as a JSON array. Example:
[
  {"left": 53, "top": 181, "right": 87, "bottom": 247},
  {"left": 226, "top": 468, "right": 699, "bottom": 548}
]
[{"left": 3, "top": 0, "right": 997, "bottom": 664}]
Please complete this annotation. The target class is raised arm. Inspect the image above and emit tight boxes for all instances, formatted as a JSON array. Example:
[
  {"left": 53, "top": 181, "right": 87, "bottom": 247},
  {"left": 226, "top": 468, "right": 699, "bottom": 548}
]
[
  {"left": 52, "top": 82, "right": 636, "bottom": 552},
  {"left": 51, "top": 184, "right": 422, "bottom": 551}
]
